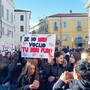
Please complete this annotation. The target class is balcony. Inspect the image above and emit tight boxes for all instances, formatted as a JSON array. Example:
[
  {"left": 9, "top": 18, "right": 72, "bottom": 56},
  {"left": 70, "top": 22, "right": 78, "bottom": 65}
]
[
  {"left": 75, "top": 37, "right": 83, "bottom": 47},
  {"left": 56, "top": 40, "right": 62, "bottom": 45},
  {"left": 77, "top": 26, "right": 82, "bottom": 31}
]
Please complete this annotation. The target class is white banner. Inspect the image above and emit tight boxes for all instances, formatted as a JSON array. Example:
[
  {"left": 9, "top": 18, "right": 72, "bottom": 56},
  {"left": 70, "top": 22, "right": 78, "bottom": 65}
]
[
  {"left": 1, "top": 45, "right": 15, "bottom": 56},
  {"left": 21, "top": 34, "right": 56, "bottom": 58}
]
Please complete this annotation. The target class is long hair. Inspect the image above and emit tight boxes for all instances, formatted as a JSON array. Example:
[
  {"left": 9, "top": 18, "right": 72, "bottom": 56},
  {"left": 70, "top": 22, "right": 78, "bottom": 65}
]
[
  {"left": 0, "top": 54, "right": 6, "bottom": 68},
  {"left": 18, "top": 59, "right": 37, "bottom": 80},
  {"left": 54, "top": 51, "right": 67, "bottom": 66},
  {"left": 54, "top": 51, "right": 63, "bottom": 63},
  {"left": 62, "top": 59, "right": 67, "bottom": 67},
  {"left": 73, "top": 52, "right": 81, "bottom": 64}
]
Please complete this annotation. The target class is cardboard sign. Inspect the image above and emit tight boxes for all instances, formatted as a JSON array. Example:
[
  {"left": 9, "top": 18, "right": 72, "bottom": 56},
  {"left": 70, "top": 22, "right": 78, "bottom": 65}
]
[
  {"left": 21, "top": 34, "right": 56, "bottom": 58},
  {"left": 1, "top": 45, "right": 15, "bottom": 56}
]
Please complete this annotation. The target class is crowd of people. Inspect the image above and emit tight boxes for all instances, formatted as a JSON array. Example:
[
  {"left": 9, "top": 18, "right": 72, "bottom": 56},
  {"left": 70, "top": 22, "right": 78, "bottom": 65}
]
[{"left": 0, "top": 47, "right": 90, "bottom": 90}]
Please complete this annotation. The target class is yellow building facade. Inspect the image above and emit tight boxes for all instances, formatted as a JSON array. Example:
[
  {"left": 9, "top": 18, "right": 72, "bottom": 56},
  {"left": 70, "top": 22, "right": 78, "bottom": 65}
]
[{"left": 31, "top": 13, "right": 88, "bottom": 50}]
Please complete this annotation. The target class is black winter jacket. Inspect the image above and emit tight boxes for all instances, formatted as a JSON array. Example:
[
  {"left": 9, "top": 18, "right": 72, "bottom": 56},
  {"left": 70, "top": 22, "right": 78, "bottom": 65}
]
[
  {"left": 53, "top": 79, "right": 90, "bottom": 90},
  {"left": 2, "top": 56, "right": 15, "bottom": 84},
  {"left": 49, "top": 64, "right": 67, "bottom": 81},
  {"left": 0, "top": 65, "right": 8, "bottom": 84},
  {"left": 17, "top": 74, "right": 39, "bottom": 90}
]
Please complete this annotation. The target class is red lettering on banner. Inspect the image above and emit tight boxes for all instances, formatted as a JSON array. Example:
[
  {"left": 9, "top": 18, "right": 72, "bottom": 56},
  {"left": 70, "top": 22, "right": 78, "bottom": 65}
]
[
  {"left": 41, "top": 48, "right": 52, "bottom": 53},
  {"left": 22, "top": 47, "right": 29, "bottom": 52},
  {"left": 41, "top": 48, "right": 53, "bottom": 57},
  {"left": 30, "top": 48, "right": 39, "bottom": 52},
  {"left": 38, "top": 37, "right": 47, "bottom": 42},
  {"left": 41, "top": 48, "right": 44, "bottom": 53}
]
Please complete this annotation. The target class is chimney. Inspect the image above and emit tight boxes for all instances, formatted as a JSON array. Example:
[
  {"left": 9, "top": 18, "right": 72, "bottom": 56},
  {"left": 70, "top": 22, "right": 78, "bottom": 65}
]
[{"left": 70, "top": 10, "right": 72, "bottom": 14}]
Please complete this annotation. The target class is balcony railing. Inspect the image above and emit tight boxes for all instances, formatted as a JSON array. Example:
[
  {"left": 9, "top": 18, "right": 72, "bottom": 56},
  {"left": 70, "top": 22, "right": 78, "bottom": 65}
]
[
  {"left": 77, "top": 26, "right": 82, "bottom": 30},
  {"left": 56, "top": 40, "right": 62, "bottom": 45}
]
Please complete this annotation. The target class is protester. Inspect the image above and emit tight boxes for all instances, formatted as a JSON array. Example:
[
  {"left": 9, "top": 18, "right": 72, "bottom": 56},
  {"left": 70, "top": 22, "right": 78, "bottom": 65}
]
[
  {"left": 67, "top": 52, "right": 81, "bottom": 72},
  {"left": 62, "top": 48, "right": 70, "bottom": 64},
  {"left": 1, "top": 52, "right": 15, "bottom": 90},
  {"left": 0, "top": 53, "right": 8, "bottom": 90},
  {"left": 47, "top": 51, "right": 67, "bottom": 90},
  {"left": 53, "top": 60, "right": 90, "bottom": 90},
  {"left": 32, "top": 58, "right": 42, "bottom": 89},
  {"left": 81, "top": 48, "right": 90, "bottom": 63},
  {"left": 17, "top": 59, "right": 39, "bottom": 90},
  {"left": 10, "top": 52, "right": 19, "bottom": 90}
]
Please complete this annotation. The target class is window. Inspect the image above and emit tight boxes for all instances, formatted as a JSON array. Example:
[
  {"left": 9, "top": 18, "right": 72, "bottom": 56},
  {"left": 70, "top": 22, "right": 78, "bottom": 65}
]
[
  {"left": 20, "top": 26, "right": 24, "bottom": 32},
  {"left": 85, "top": 36, "right": 89, "bottom": 41},
  {"left": 2, "top": 5, "right": 4, "bottom": 17},
  {"left": 62, "top": 22, "right": 67, "bottom": 28},
  {"left": 20, "top": 36, "right": 22, "bottom": 42},
  {"left": 45, "top": 24, "right": 48, "bottom": 32},
  {"left": 40, "top": 26, "right": 45, "bottom": 31},
  {"left": 77, "top": 21, "right": 81, "bottom": 28},
  {"left": 77, "top": 34, "right": 82, "bottom": 37},
  {"left": 2, "top": 27, "right": 4, "bottom": 35},
  {"left": 20, "top": 15, "right": 24, "bottom": 21},
  {"left": 75, "top": 37, "right": 82, "bottom": 47},
  {"left": 7, "top": 9, "right": 9, "bottom": 21},
  {"left": 7, "top": 29, "right": 9, "bottom": 36},
  {"left": 62, "top": 34, "right": 68, "bottom": 41},
  {"left": 11, "top": 31, "right": 13, "bottom": 38},
  {"left": 11, "top": 13, "right": 13, "bottom": 23},
  {"left": 53, "top": 22, "right": 58, "bottom": 30}
]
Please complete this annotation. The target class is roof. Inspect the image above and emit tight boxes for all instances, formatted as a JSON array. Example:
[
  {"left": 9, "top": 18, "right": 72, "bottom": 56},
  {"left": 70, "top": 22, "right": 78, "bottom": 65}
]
[
  {"left": 30, "top": 22, "right": 42, "bottom": 29},
  {"left": 14, "top": 9, "right": 31, "bottom": 12},
  {"left": 85, "top": 0, "right": 90, "bottom": 8},
  {"left": 48, "top": 13, "right": 88, "bottom": 17}
]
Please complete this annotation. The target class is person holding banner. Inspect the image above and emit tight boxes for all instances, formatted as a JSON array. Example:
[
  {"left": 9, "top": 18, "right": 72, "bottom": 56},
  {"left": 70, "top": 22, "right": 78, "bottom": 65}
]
[
  {"left": 47, "top": 51, "right": 68, "bottom": 90},
  {"left": 17, "top": 59, "right": 39, "bottom": 90}
]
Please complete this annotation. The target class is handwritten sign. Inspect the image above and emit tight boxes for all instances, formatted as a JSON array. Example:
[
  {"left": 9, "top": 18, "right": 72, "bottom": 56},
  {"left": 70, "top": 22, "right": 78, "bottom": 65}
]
[
  {"left": 1, "top": 45, "right": 15, "bottom": 56},
  {"left": 21, "top": 34, "right": 56, "bottom": 58}
]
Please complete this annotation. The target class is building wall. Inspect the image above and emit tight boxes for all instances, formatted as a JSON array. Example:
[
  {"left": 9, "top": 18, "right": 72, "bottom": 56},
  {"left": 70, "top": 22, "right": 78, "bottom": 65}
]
[
  {"left": 48, "top": 18, "right": 61, "bottom": 38},
  {"left": 29, "top": 24, "right": 39, "bottom": 34},
  {"left": 0, "top": 0, "right": 2, "bottom": 38},
  {"left": 61, "top": 17, "right": 88, "bottom": 48},
  {"left": 88, "top": 5, "right": 90, "bottom": 45},
  {"left": 14, "top": 11, "right": 30, "bottom": 47},
  {"left": 89, "top": 7, "right": 90, "bottom": 16},
  {"left": 38, "top": 16, "right": 88, "bottom": 49},
  {"left": 85, "top": 0, "right": 90, "bottom": 46},
  {"left": 0, "top": 0, "right": 15, "bottom": 46}
]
